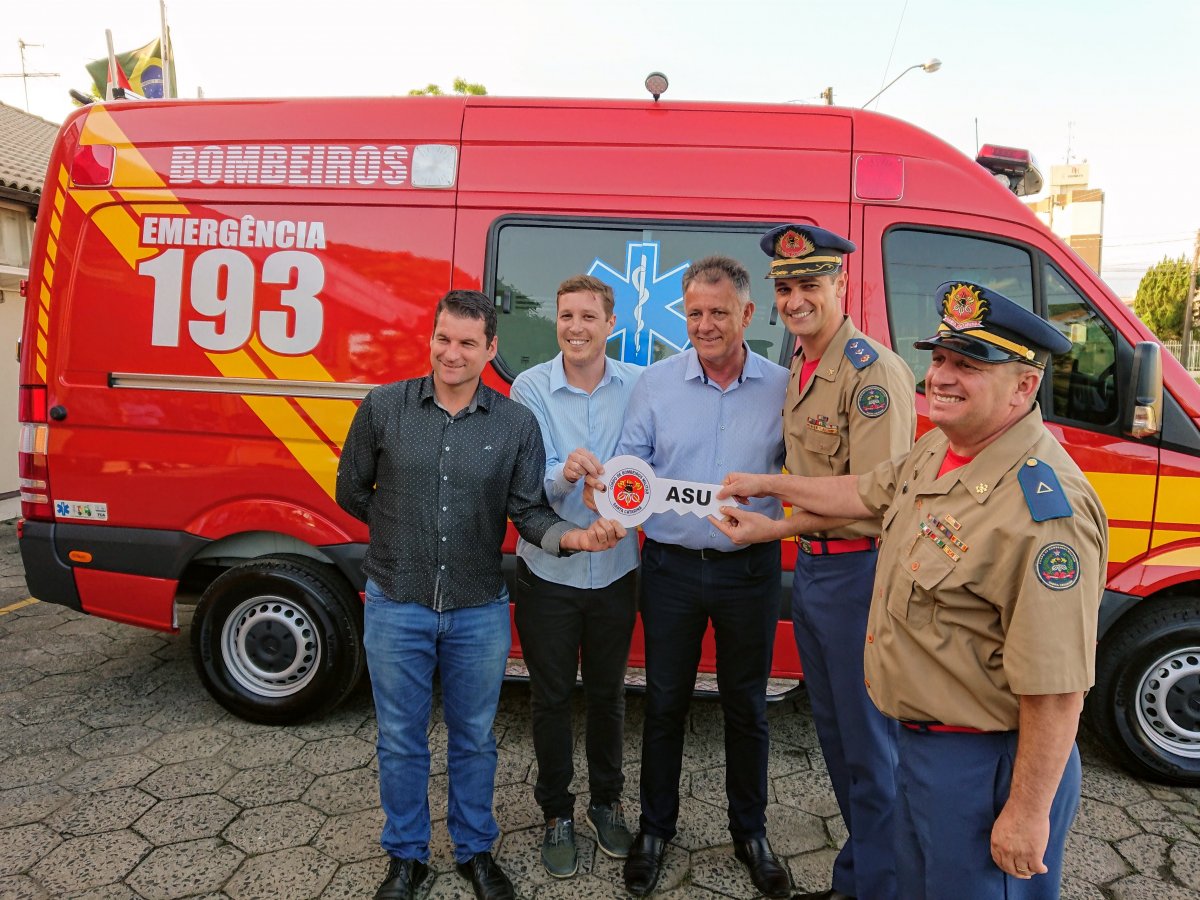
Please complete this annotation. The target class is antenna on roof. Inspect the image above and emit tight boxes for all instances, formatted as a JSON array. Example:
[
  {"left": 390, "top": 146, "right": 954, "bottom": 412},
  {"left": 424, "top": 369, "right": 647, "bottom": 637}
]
[{"left": 0, "top": 39, "right": 60, "bottom": 112}]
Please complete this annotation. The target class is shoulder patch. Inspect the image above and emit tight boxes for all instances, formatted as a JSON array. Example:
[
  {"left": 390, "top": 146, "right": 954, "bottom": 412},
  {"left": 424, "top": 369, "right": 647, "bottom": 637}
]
[
  {"left": 856, "top": 385, "right": 890, "bottom": 418},
  {"left": 1018, "top": 458, "right": 1073, "bottom": 522},
  {"left": 844, "top": 338, "right": 878, "bottom": 370},
  {"left": 1035, "top": 542, "right": 1081, "bottom": 590}
]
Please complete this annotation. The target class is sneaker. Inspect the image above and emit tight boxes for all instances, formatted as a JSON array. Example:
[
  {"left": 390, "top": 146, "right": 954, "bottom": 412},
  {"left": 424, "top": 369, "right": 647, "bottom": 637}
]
[
  {"left": 587, "top": 800, "right": 635, "bottom": 858},
  {"left": 541, "top": 817, "right": 578, "bottom": 878}
]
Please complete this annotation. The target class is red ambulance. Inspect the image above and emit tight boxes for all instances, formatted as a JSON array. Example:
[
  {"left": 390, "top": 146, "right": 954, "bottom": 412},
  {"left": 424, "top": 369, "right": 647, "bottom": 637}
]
[{"left": 17, "top": 96, "right": 1200, "bottom": 784}]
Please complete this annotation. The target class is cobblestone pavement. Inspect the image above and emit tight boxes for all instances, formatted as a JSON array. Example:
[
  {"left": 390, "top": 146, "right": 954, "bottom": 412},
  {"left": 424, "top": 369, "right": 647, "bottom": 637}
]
[{"left": 3, "top": 519, "right": 1200, "bottom": 900}]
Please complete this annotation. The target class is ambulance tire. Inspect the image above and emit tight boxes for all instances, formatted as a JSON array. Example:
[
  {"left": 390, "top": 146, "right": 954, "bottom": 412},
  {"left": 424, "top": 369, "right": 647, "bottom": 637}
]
[
  {"left": 1089, "top": 595, "right": 1200, "bottom": 786},
  {"left": 191, "top": 556, "right": 366, "bottom": 725}
]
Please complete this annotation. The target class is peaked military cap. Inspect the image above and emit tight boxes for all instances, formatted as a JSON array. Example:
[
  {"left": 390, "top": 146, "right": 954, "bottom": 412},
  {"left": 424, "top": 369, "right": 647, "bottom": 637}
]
[
  {"left": 760, "top": 224, "right": 856, "bottom": 279},
  {"left": 914, "top": 281, "right": 1072, "bottom": 368}
]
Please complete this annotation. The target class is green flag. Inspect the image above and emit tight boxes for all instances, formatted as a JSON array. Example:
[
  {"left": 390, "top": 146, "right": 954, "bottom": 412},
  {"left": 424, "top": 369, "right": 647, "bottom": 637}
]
[{"left": 86, "top": 38, "right": 176, "bottom": 99}]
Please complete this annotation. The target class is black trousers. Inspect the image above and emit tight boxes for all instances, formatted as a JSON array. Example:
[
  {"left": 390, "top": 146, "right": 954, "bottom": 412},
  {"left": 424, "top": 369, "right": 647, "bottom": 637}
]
[
  {"left": 638, "top": 538, "right": 780, "bottom": 842},
  {"left": 513, "top": 559, "right": 638, "bottom": 821}
]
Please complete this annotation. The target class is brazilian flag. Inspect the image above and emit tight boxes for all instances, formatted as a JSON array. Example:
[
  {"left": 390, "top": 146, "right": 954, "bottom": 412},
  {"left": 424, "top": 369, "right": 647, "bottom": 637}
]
[{"left": 86, "top": 38, "right": 176, "bottom": 99}]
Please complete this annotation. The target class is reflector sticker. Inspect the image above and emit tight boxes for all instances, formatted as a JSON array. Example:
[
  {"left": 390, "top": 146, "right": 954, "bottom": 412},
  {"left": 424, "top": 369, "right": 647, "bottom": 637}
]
[{"left": 55, "top": 500, "right": 109, "bottom": 521}]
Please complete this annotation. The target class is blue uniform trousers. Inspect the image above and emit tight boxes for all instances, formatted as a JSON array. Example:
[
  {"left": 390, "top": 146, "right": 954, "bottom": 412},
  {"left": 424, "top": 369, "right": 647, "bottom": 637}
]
[
  {"left": 791, "top": 547, "right": 898, "bottom": 900},
  {"left": 895, "top": 727, "right": 1081, "bottom": 900}
]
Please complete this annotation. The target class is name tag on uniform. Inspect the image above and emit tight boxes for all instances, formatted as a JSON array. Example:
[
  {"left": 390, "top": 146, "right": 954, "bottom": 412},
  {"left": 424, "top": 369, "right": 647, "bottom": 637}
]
[{"left": 594, "top": 454, "right": 729, "bottom": 527}]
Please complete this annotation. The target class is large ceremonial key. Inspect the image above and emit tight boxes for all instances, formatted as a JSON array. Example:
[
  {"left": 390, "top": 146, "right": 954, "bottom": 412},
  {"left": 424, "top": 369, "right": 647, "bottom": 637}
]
[{"left": 593, "top": 455, "right": 729, "bottom": 527}]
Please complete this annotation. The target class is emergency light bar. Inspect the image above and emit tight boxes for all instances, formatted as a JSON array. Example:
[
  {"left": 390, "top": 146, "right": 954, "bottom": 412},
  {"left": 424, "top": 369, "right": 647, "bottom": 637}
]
[{"left": 976, "top": 144, "right": 1043, "bottom": 197}]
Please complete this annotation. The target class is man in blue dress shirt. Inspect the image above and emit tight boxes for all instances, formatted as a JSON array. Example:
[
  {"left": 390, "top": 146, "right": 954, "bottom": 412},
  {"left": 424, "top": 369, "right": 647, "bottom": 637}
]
[
  {"left": 589, "top": 256, "right": 793, "bottom": 898},
  {"left": 509, "top": 275, "right": 643, "bottom": 878}
]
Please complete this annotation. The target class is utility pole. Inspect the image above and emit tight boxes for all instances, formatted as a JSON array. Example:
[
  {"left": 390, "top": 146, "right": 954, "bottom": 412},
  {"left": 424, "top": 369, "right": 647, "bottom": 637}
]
[
  {"left": 0, "top": 40, "right": 59, "bottom": 112},
  {"left": 1181, "top": 228, "right": 1200, "bottom": 373},
  {"left": 821, "top": 87, "right": 834, "bottom": 105}
]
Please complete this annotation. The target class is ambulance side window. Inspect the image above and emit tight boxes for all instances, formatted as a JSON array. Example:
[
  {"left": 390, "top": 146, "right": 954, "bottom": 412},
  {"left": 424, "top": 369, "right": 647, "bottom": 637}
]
[
  {"left": 490, "top": 221, "right": 788, "bottom": 379},
  {"left": 1044, "top": 264, "right": 1119, "bottom": 428},
  {"left": 883, "top": 229, "right": 1035, "bottom": 387}
]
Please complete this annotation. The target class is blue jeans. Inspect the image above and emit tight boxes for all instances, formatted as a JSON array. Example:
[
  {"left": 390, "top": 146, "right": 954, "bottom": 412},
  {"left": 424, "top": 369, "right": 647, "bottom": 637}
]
[{"left": 363, "top": 580, "right": 511, "bottom": 863}]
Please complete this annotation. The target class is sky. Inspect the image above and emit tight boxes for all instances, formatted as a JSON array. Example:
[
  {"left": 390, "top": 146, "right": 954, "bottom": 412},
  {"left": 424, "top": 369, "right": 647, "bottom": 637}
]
[{"left": 3, "top": 0, "right": 1197, "bottom": 298}]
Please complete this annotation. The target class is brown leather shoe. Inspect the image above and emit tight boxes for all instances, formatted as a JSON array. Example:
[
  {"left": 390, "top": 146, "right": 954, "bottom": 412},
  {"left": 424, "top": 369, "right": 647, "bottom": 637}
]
[{"left": 734, "top": 837, "right": 792, "bottom": 898}]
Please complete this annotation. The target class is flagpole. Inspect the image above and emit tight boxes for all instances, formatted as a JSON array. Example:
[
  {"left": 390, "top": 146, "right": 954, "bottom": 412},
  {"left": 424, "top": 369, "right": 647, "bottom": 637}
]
[
  {"left": 159, "top": 0, "right": 173, "bottom": 99},
  {"left": 105, "top": 29, "right": 119, "bottom": 100}
]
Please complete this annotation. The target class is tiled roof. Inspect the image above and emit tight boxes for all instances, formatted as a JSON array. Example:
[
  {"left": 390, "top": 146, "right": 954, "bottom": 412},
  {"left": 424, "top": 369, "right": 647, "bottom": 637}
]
[{"left": 0, "top": 101, "right": 59, "bottom": 199}]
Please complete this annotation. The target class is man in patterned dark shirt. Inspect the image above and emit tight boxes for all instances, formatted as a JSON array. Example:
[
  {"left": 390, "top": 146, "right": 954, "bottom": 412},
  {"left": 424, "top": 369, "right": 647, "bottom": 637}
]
[{"left": 337, "top": 290, "right": 625, "bottom": 900}]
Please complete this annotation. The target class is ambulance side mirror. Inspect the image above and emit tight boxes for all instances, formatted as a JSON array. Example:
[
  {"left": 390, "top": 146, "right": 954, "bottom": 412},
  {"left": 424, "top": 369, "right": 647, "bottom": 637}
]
[{"left": 1122, "top": 341, "right": 1162, "bottom": 440}]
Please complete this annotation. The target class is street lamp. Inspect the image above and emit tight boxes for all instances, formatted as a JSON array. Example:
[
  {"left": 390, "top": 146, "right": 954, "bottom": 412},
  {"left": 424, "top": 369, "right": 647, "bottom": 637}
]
[{"left": 861, "top": 58, "right": 942, "bottom": 108}]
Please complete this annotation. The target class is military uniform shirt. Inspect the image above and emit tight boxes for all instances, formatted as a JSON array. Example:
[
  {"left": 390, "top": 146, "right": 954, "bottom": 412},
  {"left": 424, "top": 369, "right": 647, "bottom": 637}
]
[
  {"left": 857, "top": 405, "right": 1108, "bottom": 732},
  {"left": 785, "top": 317, "right": 916, "bottom": 540}
]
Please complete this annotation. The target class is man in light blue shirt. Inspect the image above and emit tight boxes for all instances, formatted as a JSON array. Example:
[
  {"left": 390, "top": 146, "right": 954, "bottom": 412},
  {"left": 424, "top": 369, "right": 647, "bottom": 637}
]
[
  {"left": 510, "top": 275, "right": 642, "bottom": 879},
  {"left": 590, "top": 256, "right": 793, "bottom": 899}
]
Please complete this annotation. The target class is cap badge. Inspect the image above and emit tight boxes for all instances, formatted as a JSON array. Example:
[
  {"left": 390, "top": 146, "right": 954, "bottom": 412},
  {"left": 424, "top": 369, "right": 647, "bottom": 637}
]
[
  {"left": 776, "top": 229, "right": 814, "bottom": 259},
  {"left": 943, "top": 283, "right": 988, "bottom": 331}
]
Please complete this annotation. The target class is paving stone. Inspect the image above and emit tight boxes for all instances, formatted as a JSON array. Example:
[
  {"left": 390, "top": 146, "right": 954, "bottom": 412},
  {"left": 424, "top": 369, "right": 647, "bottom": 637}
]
[
  {"left": 45, "top": 787, "right": 158, "bottom": 836},
  {"left": 126, "top": 838, "right": 246, "bottom": 900},
  {"left": 293, "top": 735, "right": 377, "bottom": 776},
  {"left": 30, "top": 830, "right": 151, "bottom": 895},
  {"left": 57, "top": 753, "right": 160, "bottom": 793},
  {"left": 63, "top": 883, "right": 142, "bottom": 899},
  {"left": 767, "top": 741, "right": 811, "bottom": 779},
  {"left": 672, "top": 797, "right": 734, "bottom": 852},
  {"left": 1149, "top": 787, "right": 1183, "bottom": 802},
  {"left": 495, "top": 747, "right": 534, "bottom": 788},
  {"left": 1060, "top": 876, "right": 1109, "bottom": 899},
  {"left": 311, "top": 807, "right": 387, "bottom": 863},
  {"left": 11, "top": 694, "right": 85, "bottom": 725},
  {"left": 221, "top": 732, "right": 306, "bottom": 769},
  {"left": 28, "top": 649, "right": 112, "bottom": 677},
  {"left": 534, "top": 873, "right": 625, "bottom": 897},
  {"left": 0, "top": 875, "right": 48, "bottom": 900},
  {"left": 772, "top": 768, "right": 841, "bottom": 818},
  {"left": 1062, "top": 830, "right": 1131, "bottom": 884},
  {"left": 764, "top": 802, "right": 828, "bottom": 856},
  {"left": 20, "top": 671, "right": 95, "bottom": 699},
  {"left": 786, "top": 847, "right": 840, "bottom": 895},
  {"left": 223, "top": 801, "right": 326, "bottom": 854},
  {"left": 652, "top": 885, "right": 729, "bottom": 900},
  {"left": 0, "top": 823, "right": 62, "bottom": 876},
  {"left": 1110, "top": 874, "right": 1200, "bottom": 900},
  {"left": 288, "top": 706, "right": 371, "bottom": 742},
  {"left": 143, "top": 727, "right": 231, "bottom": 763},
  {"left": 134, "top": 794, "right": 240, "bottom": 844},
  {"left": 688, "top": 844, "right": 760, "bottom": 898},
  {"left": 1144, "top": 819, "right": 1200, "bottom": 844},
  {"left": 1116, "top": 832, "right": 1170, "bottom": 875},
  {"left": 319, "top": 857, "right": 388, "bottom": 899},
  {"left": 1073, "top": 797, "right": 1143, "bottom": 842},
  {"left": 303, "top": 767, "right": 380, "bottom": 815},
  {"left": 139, "top": 758, "right": 237, "bottom": 799},
  {"left": 144, "top": 698, "right": 228, "bottom": 733},
  {"left": 0, "top": 748, "right": 82, "bottom": 789},
  {"left": 0, "top": 781, "right": 73, "bottom": 826},
  {"left": 69, "top": 725, "right": 162, "bottom": 760},
  {"left": 0, "top": 718, "right": 92, "bottom": 755},
  {"left": 0, "top": 666, "right": 41, "bottom": 693},
  {"left": 1172, "top": 841, "right": 1200, "bottom": 891},
  {"left": 219, "top": 762, "right": 315, "bottom": 807},
  {"left": 223, "top": 846, "right": 338, "bottom": 900},
  {"left": 1127, "top": 798, "right": 1174, "bottom": 822},
  {"left": 77, "top": 694, "right": 164, "bottom": 729}
]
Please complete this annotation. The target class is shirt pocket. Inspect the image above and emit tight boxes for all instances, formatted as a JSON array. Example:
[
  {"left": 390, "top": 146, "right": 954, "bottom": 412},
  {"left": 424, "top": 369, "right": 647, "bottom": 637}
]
[
  {"left": 800, "top": 427, "right": 842, "bottom": 474},
  {"left": 888, "top": 538, "right": 955, "bottom": 628}
]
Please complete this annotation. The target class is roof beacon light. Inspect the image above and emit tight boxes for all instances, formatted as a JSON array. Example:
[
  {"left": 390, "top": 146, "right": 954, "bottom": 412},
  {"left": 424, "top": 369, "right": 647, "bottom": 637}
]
[
  {"left": 645, "top": 72, "right": 669, "bottom": 102},
  {"left": 976, "top": 143, "right": 1044, "bottom": 197}
]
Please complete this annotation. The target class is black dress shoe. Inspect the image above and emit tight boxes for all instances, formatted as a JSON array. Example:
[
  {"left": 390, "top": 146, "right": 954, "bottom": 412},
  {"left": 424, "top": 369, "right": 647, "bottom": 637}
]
[
  {"left": 734, "top": 837, "right": 792, "bottom": 899},
  {"left": 374, "top": 857, "right": 428, "bottom": 900},
  {"left": 455, "top": 851, "right": 514, "bottom": 900},
  {"left": 623, "top": 831, "right": 668, "bottom": 896}
]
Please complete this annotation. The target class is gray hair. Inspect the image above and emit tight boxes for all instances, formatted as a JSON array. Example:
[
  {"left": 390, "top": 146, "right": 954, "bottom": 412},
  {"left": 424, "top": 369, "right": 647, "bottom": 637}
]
[{"left": 682, "top": 255, "right": 752, "bottom": 304}]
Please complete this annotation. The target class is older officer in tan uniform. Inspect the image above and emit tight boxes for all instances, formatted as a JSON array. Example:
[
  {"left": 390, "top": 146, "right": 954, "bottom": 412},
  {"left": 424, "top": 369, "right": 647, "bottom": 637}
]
[
  {"left": 758, "top": 224, "right": 914, "bottom": 900},
  {"left": 713, "top": 281, "right": 1107, "bottom": 900}
]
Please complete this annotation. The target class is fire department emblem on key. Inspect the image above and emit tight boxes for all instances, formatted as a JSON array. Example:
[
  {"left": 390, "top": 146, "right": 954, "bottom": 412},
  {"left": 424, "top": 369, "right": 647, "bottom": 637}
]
[
  {"left": 943, "top": 283, "right": 988, "bottom": 330},
  {"left": 610, "top": 468, "right": 651, "bottom": 517}
]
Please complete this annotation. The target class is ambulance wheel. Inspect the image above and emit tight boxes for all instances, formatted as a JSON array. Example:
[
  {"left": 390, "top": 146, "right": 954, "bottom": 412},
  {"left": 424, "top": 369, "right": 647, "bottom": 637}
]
[
  {"left": 1088, "top": 595, "right": 1200, "bottom": 785},
  {"left": 191, "top": 556, "right": 365, "bottom": 725}
]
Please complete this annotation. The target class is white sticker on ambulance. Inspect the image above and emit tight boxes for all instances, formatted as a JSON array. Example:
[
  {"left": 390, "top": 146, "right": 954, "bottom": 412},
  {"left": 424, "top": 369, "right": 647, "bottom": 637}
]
[{"left": 55, "top": 500, "right": 110, "bottom": 521}]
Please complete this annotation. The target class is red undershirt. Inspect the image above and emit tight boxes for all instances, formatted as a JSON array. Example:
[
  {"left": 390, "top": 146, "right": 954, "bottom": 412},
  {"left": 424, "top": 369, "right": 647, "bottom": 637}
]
[
  {"left": 799, "top": 357, "right": 821, "bottom": 388},
  {"left": 938, "top": 447, "right": 975, "bottom": 478}
]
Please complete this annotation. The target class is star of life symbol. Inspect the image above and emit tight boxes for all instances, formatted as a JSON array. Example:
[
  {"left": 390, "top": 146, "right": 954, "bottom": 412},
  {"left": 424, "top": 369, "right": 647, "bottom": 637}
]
[
  {"left": 588, "top": 241, "right": 690, "bottom": 366},
  {"left": 56, "top": 501, "right": 70, "bottom": 516}
]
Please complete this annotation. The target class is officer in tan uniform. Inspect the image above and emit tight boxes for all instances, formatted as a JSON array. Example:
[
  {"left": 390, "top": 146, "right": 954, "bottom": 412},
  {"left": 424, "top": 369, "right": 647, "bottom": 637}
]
[
  {"left": 758, "top": 224, "right": 915, "bottom": 900},
  {"left": 713, "top": 281, "right": 1107, "bottom": 900}
]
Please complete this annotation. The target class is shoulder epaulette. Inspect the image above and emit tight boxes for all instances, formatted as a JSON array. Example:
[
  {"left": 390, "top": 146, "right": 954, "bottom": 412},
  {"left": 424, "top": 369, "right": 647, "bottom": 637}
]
[
  {"left": 844, "top": 338, "right": 878, "bottom": 370},
  {"left": 1018, "top": 458, "right": 1074, "bottom": 522}
]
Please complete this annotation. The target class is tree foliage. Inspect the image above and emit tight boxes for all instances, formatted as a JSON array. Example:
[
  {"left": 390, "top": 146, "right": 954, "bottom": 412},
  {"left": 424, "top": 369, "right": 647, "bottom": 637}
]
[
  {"left": 1134, "top": 255, "right": 1197, "bottom": 341},
  {"left": 408, "top": 78, "right": 487, "bottom": 97}
]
